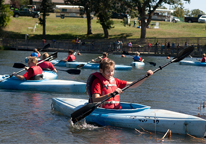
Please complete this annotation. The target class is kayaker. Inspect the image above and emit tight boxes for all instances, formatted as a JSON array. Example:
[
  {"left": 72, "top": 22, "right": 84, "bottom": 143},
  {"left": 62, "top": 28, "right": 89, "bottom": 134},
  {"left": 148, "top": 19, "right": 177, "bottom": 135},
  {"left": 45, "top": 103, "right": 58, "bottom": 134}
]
[
  {"left": 133, "top": 52, "right": 144, "bottom": 62},
  {"left": 12, "top": 57, "right": 43, "bottom": 80},
  {"left": 61, "top": 49, "right": 75, "bottom": 62},
  {"left": 91, "top": 52, "right": 108, "bottom": 63},
  {"left": 38, "top": 52, "right": 57, "bottom": 73},
  {"left": 30, "top": 48, "right": 41, "bottom": 57},
  {"left": 200, "top": 53, "right": 206, "bottom": 62},
  {"left": 87, "top": 59, "right": 153, "bottom": 109}
]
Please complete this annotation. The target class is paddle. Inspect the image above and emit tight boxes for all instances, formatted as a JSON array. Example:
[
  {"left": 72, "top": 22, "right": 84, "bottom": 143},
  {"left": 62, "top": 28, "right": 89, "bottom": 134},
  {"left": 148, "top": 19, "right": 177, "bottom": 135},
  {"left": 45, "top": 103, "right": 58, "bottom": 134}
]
[
  {"left": 0, "top": 52, "right": 57, "bottom": 82},
  {"left": 70, "top": 46, "right": 194, "bottom": 124},
  {"left": 76, "top": 56, "right": 102, "bottom": 69},
  {"left": 39, "top": 43, "right": 50, "bottom": 52},
  {"left": 56, "top": 69, "right": 81, "bottom": 75}
]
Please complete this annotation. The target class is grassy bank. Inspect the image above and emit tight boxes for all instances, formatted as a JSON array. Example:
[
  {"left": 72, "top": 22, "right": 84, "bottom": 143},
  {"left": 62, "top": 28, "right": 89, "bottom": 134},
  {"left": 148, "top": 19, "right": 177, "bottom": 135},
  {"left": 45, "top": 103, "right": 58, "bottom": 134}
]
[{"left": 3, "top": 13, "right": 206, "bottom": 40}]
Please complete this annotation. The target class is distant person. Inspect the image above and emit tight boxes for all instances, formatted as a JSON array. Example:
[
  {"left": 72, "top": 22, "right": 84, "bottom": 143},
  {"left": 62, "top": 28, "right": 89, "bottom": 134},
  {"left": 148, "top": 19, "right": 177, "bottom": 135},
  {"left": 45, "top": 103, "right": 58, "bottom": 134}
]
[
  {"left": 148, "top": 42, "right": 151, "bottom": 54},
  {"left": 200, "top": 53, "right": 206, "bottom": 62},
  {"left": 91, "top": 52, "right": 108, "bottom": 63},
  {"left": 38, "top": 52, "right": 57, "bottom": 73},
  {"left": 184, "top": 42, "right": 188, "bottom": 49},
  {"left": 30, "top": 48, "right": 41, "bottom": 57},
  {"left": 133, "top": 52, "right": 144, "bottom": 62},
  {"left": 127, "top": 41, "right": 132, "bottom": 48},
  {"left": 12, "top": 57, "right": 43, "bottom": 80},
  {"left": 61, "top": 50, "right": 76, "bottom": 62}
]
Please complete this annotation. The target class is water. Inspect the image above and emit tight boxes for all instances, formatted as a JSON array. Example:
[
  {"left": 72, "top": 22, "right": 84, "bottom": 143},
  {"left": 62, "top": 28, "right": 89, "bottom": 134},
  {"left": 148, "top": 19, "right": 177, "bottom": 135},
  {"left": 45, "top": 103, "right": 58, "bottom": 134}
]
[{"left": 0, "top": 50, "right": 206, "bottom": 143}]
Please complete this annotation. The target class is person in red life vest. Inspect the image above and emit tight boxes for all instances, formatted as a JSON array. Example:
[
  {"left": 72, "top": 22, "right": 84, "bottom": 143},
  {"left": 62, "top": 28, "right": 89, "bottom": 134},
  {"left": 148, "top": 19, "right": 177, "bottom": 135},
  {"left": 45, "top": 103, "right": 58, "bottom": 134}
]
[
  {"left": 133, "top": 52, "right": 144, "bottom": 62},
  {"left": 200, "top": 53, "right": 206, "bottom": 62},
  {"left": 87, "top": 59, "right": 153, "bottom": 109},
  {"left": 38, "top": 52, "right": 57, "bottom": 73},
  {"left": 61, "top": 49, "right": 76, "bottom": 62},
  {"left": 12, "top": 57, "right": 43, "bottom": 80},
  {"left": 30, "top": 48, "right": 41, "bottom": 57},
  {"left": 91, "top": 52, "right": 108, "bottom": 63}
]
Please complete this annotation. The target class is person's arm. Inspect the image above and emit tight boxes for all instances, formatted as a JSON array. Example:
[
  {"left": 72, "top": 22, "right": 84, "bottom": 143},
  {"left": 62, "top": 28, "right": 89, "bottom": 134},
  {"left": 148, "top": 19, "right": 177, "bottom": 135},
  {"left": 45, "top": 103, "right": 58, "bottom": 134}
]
[
  {"left": 126, "top": 70, "right": 153, "bottom": 88},
  {"left": 12, "top": 72, "right": 25, "bottom": 80}
]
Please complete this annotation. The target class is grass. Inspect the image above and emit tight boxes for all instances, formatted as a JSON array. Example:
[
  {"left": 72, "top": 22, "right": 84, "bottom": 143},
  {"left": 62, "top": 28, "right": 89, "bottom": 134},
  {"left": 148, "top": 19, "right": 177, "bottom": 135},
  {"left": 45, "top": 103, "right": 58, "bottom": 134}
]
[{"left": 3, "top": 13, "right": 206, "bottom": 40}]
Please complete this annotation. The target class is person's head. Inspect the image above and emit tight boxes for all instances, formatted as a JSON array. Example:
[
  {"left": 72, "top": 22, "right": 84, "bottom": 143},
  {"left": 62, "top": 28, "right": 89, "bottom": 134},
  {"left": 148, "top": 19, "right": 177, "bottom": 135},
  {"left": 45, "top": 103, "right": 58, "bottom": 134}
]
[
  {"left": 136, "top": 52, "right": 140, "bottom": 56},
  {"left": 42, "top": 52, "right": 49, "bottom": 60},
  {"left": 99, "top": 59, "right": 115, "bottom": 80},
  {"left": 28, "top": 56, "right": 38, "bottom": 66},
  {"left": 34, "top": 48, "right": 38, "bottom": 52},
  {"left": 102, "top": 52, "right": 108, "bottom": 58},
  {"left": 68, "top": 49, "right": 74, "bottom": 55},
  {"left": 203, "top": 53, "right": 205, "bottom": 57}
]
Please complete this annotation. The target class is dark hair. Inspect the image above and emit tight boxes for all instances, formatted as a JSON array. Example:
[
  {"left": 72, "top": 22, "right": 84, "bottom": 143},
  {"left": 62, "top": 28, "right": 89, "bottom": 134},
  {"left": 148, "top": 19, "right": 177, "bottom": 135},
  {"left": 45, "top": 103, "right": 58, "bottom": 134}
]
[
  {"left": 99, "top": 59, "right": 115, "bottom": 72},
  {"left": 68, "top": 49, "right": 74, "bottom": 54},
  {"left": 102, "top": 52, "right": 108, "bottom": 57}
]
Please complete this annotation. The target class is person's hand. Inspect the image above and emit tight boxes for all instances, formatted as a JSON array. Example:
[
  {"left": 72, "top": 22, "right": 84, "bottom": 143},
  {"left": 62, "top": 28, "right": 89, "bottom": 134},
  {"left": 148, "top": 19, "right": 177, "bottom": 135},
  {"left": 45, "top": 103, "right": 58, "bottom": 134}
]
[
  {"left": 98, "top": 56, "right": 102, "bottom": 59},
  {"left": 12, "top": 72, "right": 17, "bottom": 76},
  {"left": 147, "top": 70, "right": 153, "bottom": 77},
  {"left": 114, "top": 88, "right": 123, "bottom": 95},
  {"left": 25, "top": 67, "right": 29, "bottom": 70}
]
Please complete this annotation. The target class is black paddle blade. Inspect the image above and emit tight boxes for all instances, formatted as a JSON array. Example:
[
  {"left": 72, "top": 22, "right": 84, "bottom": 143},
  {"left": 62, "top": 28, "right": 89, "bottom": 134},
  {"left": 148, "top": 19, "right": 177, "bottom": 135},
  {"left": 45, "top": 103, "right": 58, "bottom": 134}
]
[
  {"left": 49, "top": 51, "right": 58, "bottom": 60},
  {"left": 39, "top": 43, "right": 50, "bottom": 51},
  {"left": 149, "top": 62, "right": 156, "bottom": 66},
  {"left": 71, "top": 103, "right": 96, "bottom": 123},
  {"left": 13, "top": 63, "right": 26, "bottom": 68},
  {"left": 76, "top": 64, "right": 85, "bottom": 69},
  {"left": 67, "top": 69, "right": 81, "bottom": 74},
  {"left": 173, "top": 46, "right": 194, "bottom": 62}
]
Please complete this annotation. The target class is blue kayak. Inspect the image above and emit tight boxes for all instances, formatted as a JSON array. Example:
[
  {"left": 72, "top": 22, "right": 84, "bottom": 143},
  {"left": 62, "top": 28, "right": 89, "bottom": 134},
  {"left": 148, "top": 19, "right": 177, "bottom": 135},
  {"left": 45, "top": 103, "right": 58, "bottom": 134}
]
[
  {"left": 0, "top": 75, "right": 86, "bottom": 93},
  {"left": 43, "top": 71, "right": 57, "bottom": 80},
  {"left": 179, "top": 60, "right": 206, "bottom": 66},
  {"left": 51, "top": 60, "right": 132, "bottom": 70},
  {"left": 51, "top": 98, "right": 206, "bottom": 138}
]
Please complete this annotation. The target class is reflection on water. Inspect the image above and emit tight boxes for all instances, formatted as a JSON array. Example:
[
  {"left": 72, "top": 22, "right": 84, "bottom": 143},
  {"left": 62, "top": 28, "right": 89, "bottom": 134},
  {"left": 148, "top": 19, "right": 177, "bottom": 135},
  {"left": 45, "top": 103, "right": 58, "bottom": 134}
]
[{"left": 0, "top": 51, "right": 206, "bottom": 143}]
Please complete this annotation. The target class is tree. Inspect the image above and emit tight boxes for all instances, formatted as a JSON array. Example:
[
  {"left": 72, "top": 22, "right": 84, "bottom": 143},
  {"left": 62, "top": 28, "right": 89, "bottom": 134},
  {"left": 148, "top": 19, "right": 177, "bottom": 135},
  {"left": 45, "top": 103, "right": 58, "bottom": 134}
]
[
  {"left": 190, "top": 9, "right": 205, "bottom": 17},
  {"left": 123, "top": 0, "right": 190, "bottom": 39},
  {"left": 64, "top": 0, "right": 93, "bottom": 35},
  {"left": 38, "top": 0, "right": 53, "bottom": 39},
  {"left": 184, "top": 9, "right": 191, "bottom": 16},
  {"left": 0, "top": 0, "right": 12, "bottom": 36}
]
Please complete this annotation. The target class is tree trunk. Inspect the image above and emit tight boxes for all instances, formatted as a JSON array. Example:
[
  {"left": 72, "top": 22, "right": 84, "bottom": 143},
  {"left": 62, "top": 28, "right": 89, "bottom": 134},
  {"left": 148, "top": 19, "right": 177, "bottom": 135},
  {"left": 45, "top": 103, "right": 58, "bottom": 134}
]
[
  {"left": 102, "top": 25, "right": 108, "bottom": 38},
  {"left": 29, "top": 0, "right": 33, "bottom": 5},
  {"left": 86, "top": 10, "right": 92, "bottom": 35},
  {"left": 42, "top": 9, "right": 46, "bottom": 39},
  {"left": 140, "top": 15, "right": 146, "bottom": 39}
]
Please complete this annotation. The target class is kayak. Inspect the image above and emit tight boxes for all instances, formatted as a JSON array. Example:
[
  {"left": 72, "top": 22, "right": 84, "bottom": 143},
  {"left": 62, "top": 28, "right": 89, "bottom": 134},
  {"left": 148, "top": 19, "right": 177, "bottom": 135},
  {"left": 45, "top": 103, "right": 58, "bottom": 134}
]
[
  {"left": 130, "top": 61, "right": 145, "bottom": 68},
  {"left": 0, "top": 76, "right": 86, "bottom": 93},
  {"left": 43, "top": 71, "right": 57, "bottom": 80},
  {"left": 25, "top": 57, "right": 41, "bottom": 63},
  {"left": 51, "top": 98, "right": 206, "bottom": 138},
  {"left": 179, "top": 60, "right": 206, "bottom": 66},
  {"left": 51, "top": 60, "right": 132, "bottom": 70}
]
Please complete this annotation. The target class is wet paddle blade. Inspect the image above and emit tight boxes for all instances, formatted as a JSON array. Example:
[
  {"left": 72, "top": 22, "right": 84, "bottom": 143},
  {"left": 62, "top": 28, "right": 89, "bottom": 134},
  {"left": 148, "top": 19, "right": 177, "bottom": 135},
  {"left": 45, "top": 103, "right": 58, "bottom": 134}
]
[
  {"left": 76, "top": 64, "right": 85, "bottom": 69},
  {"left": 13, "top": 63, "right": 26, "bottom": 68},
  {"left": 71, "top": 103, "right": 96, "bottom": 123},
  {"left": 67, "top": 69, "right": 81, "bottom": 74},
  {"left": 39, "top": 43, "right": 50, "bottom": 51},
  {"left": 148, "top": 62, "right": 156, "bottom": 66},
  {"left": 48, "top": 51, "right": 58, "bottom": 60},
  {"left": 173, "top": 46, "right": 194, "bottom": 62}
]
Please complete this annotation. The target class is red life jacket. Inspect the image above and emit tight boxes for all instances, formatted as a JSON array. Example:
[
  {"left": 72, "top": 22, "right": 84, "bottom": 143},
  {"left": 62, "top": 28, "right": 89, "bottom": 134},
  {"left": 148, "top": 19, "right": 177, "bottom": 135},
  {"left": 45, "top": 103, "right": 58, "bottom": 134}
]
[
  {"left": 67, "top": 55, "right": 75, "bottom": 62},
  {"left": 30, "top": 66, "right": 43, "bottom": 80},
  {"left": 87, "top": 72, "right": 121, "bottom": 109}
]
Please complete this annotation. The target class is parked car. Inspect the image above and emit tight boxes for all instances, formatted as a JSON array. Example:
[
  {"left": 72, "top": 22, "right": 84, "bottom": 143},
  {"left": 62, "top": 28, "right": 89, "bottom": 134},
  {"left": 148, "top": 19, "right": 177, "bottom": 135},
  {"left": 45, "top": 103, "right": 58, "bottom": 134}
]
[
  {"left": 172, "top": 17, "right": 180, "bottom": 23},
  {"left": 111, "top": 12, "right": 129, "bottom": 19},
  {"left": 198, "top": 15, "right": 206, "bottom": 23},
  {"left": 184, "top": 14, "right": 202, "bottom": 23},
  {"left": 13, "top": 8, "right": 40, "bottom": 18}
]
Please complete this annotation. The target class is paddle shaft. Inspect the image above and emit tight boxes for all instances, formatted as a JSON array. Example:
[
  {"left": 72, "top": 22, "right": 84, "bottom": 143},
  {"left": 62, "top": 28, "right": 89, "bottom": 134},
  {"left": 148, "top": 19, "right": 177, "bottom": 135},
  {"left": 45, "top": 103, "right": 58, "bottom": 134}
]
[{"left": 0, "top": 52, "right": 57, "bottom": 82}]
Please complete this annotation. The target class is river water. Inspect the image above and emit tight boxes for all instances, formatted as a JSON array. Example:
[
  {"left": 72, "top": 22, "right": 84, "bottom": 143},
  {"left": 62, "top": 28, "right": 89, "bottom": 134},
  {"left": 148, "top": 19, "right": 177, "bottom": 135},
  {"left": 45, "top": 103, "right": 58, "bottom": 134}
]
[{"left": 1, "top": 50, "right": 206, "bottom": 143}]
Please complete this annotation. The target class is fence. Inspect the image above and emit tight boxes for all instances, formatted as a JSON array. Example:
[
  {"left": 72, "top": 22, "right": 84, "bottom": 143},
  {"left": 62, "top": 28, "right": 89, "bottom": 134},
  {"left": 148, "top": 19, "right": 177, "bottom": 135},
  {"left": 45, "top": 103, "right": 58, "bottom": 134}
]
[{"left": 1, "top": 37, "right": 206, "bottom": 57}]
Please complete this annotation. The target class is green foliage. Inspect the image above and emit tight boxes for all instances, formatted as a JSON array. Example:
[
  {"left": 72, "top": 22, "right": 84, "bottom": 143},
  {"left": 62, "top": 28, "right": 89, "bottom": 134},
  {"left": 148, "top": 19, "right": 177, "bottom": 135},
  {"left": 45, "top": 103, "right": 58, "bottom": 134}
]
[
  {"left": 0, "top": 1, "right": 12, "bottom": 31},
  {"left": 173, "top": 7, "right": 184, "bottom": 18},
  {"left": 190, "top": 9, "right": 205, "bottom": 17}
]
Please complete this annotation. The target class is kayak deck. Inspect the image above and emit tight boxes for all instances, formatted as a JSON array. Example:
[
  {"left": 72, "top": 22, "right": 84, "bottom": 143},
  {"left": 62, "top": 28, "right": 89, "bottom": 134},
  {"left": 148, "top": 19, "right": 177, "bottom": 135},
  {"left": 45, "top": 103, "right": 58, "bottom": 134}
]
[{"left": 52, "top": 98, "right": 206, "bottom": 138}]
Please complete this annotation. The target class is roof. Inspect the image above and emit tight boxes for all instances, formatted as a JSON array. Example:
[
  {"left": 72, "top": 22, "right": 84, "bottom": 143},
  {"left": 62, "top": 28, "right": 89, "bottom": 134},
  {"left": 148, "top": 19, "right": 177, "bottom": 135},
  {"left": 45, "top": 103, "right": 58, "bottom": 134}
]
[{"left": 33, "top": 0, "right": 64, "bottom": 3}]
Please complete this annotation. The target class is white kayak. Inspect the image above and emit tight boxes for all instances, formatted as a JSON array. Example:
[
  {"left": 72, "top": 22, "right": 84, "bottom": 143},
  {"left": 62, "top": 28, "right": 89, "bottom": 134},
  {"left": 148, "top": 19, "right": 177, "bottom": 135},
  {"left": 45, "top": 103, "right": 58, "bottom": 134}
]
[
  {"left": 179, "top": 60, "right": 206, "bottom": 66},
  {"left": 43, "top": 71, "right": 57, "bottom": 80},
  {"left": 0, "top": 76, "right": 86, "bottom": 93},
  {"left": 51, "top": 60, "right": 132, "bottom": 70},
  {"left": 130, "top": 61, "right": 145, "bottom": 68},
  {"left": 51, "top": 98, "right": 206, "bottom": 138}
]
